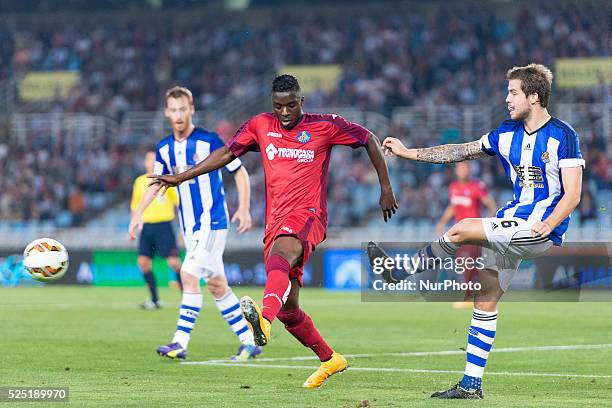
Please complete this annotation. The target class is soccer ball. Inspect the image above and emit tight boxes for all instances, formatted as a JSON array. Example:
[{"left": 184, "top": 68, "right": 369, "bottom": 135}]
[{"left": 23, "top": 238, "right": 69, "bottom": 282}]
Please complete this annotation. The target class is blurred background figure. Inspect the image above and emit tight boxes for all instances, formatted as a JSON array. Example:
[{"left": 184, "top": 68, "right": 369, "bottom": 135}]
[
  {"left": 435, "top": 162, "right": 496, "bottom": 309},
  {"left": 129, "top": 150, "right": 181, "bottom": 309}
]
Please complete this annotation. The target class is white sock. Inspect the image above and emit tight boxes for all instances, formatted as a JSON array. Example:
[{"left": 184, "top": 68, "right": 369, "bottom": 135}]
[{"left": 171, "top": 292, "right": 202, "bottom": 349}]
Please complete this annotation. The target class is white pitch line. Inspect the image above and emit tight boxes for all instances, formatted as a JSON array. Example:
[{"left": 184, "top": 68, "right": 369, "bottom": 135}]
[
  {"left": 182, "top": 362, "right": 612, "bottom": 379},
  {"left": 185, "top": 343, "right": 612, "bottom": 364}
]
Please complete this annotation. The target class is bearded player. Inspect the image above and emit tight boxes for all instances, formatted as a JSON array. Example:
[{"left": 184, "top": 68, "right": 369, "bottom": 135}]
[
  {"left": 130, "top": 86, "right": 261, "bottom": 362},
  {"left": 151, "top": 74, "right": 398, "bottom": 388},
  {"left": 370, "top": 64, "right": 583, "bottom": 399}
]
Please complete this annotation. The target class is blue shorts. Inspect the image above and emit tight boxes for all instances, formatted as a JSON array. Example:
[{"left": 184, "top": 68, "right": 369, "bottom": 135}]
[{"left": 138, "top": 221, "right": 179, "bottom": 258}]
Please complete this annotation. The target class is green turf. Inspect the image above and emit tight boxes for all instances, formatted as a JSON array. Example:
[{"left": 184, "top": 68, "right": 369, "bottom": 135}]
[{"left": 1, "top": 287, "right": 611, "bottom": 407}]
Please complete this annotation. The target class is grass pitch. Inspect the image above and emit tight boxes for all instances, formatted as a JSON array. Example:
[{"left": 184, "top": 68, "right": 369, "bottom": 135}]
[{"left": 1, "top": 286, "right": 611, "bottom": 407}]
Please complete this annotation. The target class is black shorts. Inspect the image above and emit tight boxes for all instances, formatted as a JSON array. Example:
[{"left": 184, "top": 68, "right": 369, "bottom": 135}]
[{"left": 138, "top": 221, "right": 179, "bottom": 258}]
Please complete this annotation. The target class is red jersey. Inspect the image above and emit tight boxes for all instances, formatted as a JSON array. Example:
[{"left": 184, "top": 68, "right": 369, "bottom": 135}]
[
  {"left": 448, "top": 180, "right": 488, "bottom": 222},
  {"left": 226, "top": 112, "right": 369, "bottom": 227}
]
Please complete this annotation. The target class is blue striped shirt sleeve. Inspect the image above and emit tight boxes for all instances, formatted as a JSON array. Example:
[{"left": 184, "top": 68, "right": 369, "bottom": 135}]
[
  {"left": 557, "top": 128, "right": 585, "bottom": 168},
  {"left": 479, "top": 129, "right": 499, "bottom": 156}
]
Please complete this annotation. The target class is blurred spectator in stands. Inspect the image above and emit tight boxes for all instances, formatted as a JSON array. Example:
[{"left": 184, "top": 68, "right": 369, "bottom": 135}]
[{"left": 68, "top": 186, "right": 86, "bottom": 225}]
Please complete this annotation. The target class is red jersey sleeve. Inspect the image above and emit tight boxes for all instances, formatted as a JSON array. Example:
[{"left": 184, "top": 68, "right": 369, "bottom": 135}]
[
  {"left": 326, "top": 114, "right": 370, "bottom": 148},
  {"left": 226, "top": 116, "right": 260, "bottom": 157}
]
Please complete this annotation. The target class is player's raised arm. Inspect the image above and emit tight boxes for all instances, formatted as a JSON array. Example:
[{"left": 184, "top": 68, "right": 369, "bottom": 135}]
[
  {"left": 365, "top": 133, "right": 398, "bottom": 222},
  {"left": 149, "top": 146, "right": 237, "bottom": 190},
  {"left": 383, "top": 137, "right": 490, "bottom": 163},
  {"left": 230, "top": 166, "right": 253, "bottom": 234}
]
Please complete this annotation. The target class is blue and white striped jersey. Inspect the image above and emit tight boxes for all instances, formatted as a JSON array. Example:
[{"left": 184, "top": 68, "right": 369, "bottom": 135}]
[
  {"left": 154, "top": 127, "right": 242, "bottom": 235},
  {"left": 480, "top": 118, "right": 584, "bottom": 245}
]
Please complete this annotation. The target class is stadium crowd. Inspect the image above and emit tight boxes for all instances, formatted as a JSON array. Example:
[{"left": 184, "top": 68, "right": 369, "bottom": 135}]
[
  {"left": 0, "top": 1, "right": 609, "bottom": 227},
  {"left": 0, "top": 132, "right": 144, "bottom": 227},
  {"left": 4, "top": 2, "right": 610, "bottom": 115},
  {"left": 1, "top": 119, "right": 606, "bottom": 229}
]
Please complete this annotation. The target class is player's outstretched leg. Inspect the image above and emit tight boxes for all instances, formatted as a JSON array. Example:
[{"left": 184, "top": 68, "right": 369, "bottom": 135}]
[
  {"left": 368, "top": 234, "right": 459, "bottom": 282},
  {"left": 277, "top": 306, "right": 348, "bottom": 388},
  {"left": 368, "top": 220, "right": 485, "bottom": 282}
]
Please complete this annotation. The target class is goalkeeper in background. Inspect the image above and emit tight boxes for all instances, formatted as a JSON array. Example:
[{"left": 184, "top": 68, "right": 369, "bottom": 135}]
[{"left": 129, "top": 150, "right": 182, "bottom": 309}]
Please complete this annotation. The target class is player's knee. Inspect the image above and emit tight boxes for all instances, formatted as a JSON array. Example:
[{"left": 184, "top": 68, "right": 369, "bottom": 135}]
[
  {"left": 446, "top": 223, "right": 463, "bottom": 243},
  {"left": 166, "top": 257, "right": 181, "bottom": 271},
  {"left": 208, "top": 285, "right": 227, "bottom": 299},
  {"left": 206, "top": 275, "right": 228, "bottom": 298},
  {"left": 180, "top": 271, "right": 200, "bottom": 292},
  {"left": 448, "top": 218, "right": 478, "bottom": 243},
  {"left": 270, "top": 238, "right": 303, "bottom": 266},
  {"left": 137, "top": 257, "right": 152, "bottom": 272}
]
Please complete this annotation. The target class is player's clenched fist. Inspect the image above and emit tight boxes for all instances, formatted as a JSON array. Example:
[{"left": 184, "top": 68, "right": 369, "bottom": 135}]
[
  {"left": 382, "top": 137, "right": 409, "bottom": 158},
  {"left": 531, "top": 220, "right": 552, "bottom": 238}
]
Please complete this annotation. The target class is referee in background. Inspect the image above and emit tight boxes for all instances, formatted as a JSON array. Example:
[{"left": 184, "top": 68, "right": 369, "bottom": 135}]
[{"left": 129, "top": 150, "right": 182, "bottom": 309}]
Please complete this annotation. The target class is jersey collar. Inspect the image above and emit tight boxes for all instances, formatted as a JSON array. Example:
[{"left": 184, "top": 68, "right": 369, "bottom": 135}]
[
  {"left": 523, "top": 116, "right": 553, "bottom": 136},
  {"left": 173, "top": 125, "right": 197, "bottom": 142}
]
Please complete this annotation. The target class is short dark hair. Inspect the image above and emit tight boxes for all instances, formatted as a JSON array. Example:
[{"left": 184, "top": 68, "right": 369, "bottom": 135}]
[
  {"left": 165, "top": 86, "right": 194, "bottom": 106},
  {"left": 506, "top": 63, "right": 553, "bottom": 108},
  {"left": 272, "top": 74, "right": 300, "bottom": 93}
]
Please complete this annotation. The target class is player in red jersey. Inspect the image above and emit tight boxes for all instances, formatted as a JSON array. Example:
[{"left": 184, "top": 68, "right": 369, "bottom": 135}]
[
  {"left": 436, "top": 162, "right": 496, "bottom": 234},
  {"left": 435, "top": 162, "right": 497, "bottom": 308},
  {"left": 150, "top": 74, "right": 398, "bottom": 388}
]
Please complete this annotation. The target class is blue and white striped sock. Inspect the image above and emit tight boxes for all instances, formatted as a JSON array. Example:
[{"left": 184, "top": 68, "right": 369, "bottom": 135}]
[
  {"left": 215, "top": 289, "right": 254, "bottom": 346},
  {"left": 171, "top": 292, "right": 202, "bottom": 349},
  {"left": 413, "top": 233, "right": 458, "bottom": 272},
  {"left": 460, "top": 308, "right": 497, "bottom": 390}
]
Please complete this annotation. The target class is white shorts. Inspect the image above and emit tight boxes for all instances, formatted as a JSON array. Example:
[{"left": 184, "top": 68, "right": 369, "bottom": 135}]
[
  {"left": 181, "top": 228, "right": 227, "bottom": 281},
  {"left": 480, "top": 217, "right": 554, "bottom": 291}
]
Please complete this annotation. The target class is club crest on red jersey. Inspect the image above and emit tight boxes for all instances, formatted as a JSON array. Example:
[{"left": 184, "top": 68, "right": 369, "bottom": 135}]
[{"left": 297, "top": 131, "right": 311, "bottom": 143}]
